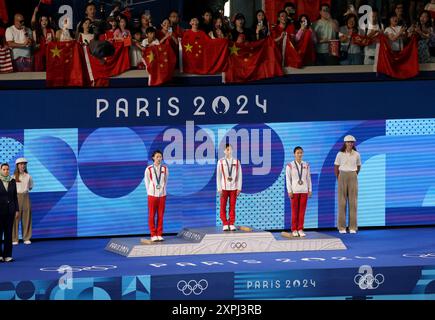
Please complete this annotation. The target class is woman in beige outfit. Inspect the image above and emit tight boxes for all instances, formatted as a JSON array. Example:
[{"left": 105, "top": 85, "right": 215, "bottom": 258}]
[
  {"left": 12, "top": 158, "right": 33, "bottom": 245},
  {"left": 334, "top": 135, "right": 361, "bottom": 234}
]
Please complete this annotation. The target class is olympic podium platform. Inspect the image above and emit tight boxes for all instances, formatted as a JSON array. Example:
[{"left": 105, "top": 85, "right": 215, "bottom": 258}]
[{"left": 105, "top": 227, "right": 347, "bottom": 257}]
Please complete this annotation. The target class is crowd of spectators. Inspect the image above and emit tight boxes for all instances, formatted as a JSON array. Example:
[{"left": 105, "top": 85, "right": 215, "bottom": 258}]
[{"left": 0, "top": 0, "right": 434, "bottom": 73}]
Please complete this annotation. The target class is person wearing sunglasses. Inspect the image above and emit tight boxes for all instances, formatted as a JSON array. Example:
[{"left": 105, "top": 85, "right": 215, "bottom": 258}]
[{"left": 5, "top": 13, "right": 33, "bottom": 72}]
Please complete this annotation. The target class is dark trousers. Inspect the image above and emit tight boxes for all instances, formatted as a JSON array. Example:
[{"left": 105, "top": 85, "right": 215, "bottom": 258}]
[{"left": 0, "top": 213, "right": 14, "bottom": 258}]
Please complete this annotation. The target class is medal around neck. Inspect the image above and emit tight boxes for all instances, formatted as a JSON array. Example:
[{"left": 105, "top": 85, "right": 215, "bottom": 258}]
[{"left": 225, "top": 159, "right": 234, "bottom": 183}]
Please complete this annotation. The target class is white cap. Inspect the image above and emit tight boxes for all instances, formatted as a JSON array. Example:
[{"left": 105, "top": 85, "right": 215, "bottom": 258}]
[
  {"left": 15, "top": 157, "right": 28, "bottom": 165},
  {"left": 344, "top": 135, "right": 356, "bottom": 142}
]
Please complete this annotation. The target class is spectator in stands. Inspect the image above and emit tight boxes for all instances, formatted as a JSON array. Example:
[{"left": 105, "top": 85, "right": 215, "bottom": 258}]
[
  {"left": 284, "top": 2, "right": 297, "bottom": 25},
  {"left": 409, "top": 0, "right": 426, "bottom": 24},
  {"left": 158, "top": 18, "right": 179, "bottom": 45},
  {"left": 230, "top": 13, "right": 253, "bottom": 43},
  {"left": 105, "top": 16, "right": 117, "bottom": 41},
  {"left": 77, "top": 18, "right": 94, "bottom": 45},
  {"left": 31, "top": 7, "right": 55, "bottom": 72},
  {"left": 412, "top": 10, "right": 434, "bottom": 62},
  {"left": 132, "top": 18, "right": 140, "bottom": 31},
  {"left": 295, "top": 14, "right": 318, "bottom": 66},
  {"left": 339, "top": 13, "right": 363, "bottom": 64},
  {"left": 252, "top": 9, "right": 269, "bottom": 40},
  {"left": 108, "top": 1, "right": 122, "bottom": 18},
  {"left": 425, "top": 0, "right": 435, "bottom": 20},
  {"left": 271, "top": 10, "right": 295, "bottom": 47},
  {"left": 114, "top": 16, "right": 131, "bottom": 41},
  {"left": 385, "top": 13, "right": 408, "bottom": 51},
  {"left": 209, "top": 16, "right": 229, "bottom": 39},
  {"left": 168, "top": 10, "right": 184, "bottom": 39},
  {"left": 130, "top": 29, "right": 144, "bottom": 68},
  {"left": 362, "top": 7, "right": 384, "bottom": 65},
  {"left": 141, "top": 26, "right": 160, "bottom": 47},
  {"left": 199, "top": 9, "right": 214, "bottom": 34},
  {"left": 76, "top": 2, "right": 98, "bottom": 36},
  {"left": 140, "top": 12, "right": 152, "bottom": 39},
  {"left": 5, "top": 13, "right": 33, "bottom": 72},
  {"left": 313, "top": 3, "right": 339, "bottom": 65},
  {"left": 55, "top": 18, "right": 73, "bottom": 42},
  {"left": 393, "top": 2, "right": 410, "bottom": 26}
]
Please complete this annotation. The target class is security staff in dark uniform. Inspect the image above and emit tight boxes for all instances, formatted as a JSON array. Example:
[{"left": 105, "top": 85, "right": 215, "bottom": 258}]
[{"left": 0, "top": 163, "right": 19, "bottom": 262}]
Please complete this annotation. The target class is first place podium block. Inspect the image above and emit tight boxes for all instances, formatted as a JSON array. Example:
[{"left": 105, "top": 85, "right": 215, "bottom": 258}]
[{"left": 105, "top": 227, "right": 346, "bottom": 258}]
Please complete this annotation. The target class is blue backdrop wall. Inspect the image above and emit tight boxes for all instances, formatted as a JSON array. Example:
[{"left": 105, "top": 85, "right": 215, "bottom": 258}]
[{"left": 2, "top": 80, "right": 435, "bottom": 238}]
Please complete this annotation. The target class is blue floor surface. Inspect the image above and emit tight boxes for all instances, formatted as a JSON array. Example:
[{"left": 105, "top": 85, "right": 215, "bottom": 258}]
[{"left": 1, "top": 227, "right": 434, "bottom": 282}]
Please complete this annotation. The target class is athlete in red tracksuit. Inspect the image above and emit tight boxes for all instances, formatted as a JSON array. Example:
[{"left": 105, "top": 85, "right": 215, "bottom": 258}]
[
  {"left": 144, "top": 150, "right": 168, "bottom": 242},
  {"left": 285, "top": 146, "right": 312, "bottom": 237},
  {"left": 216, "top": 144, "right": 242, "bottom": 232}
]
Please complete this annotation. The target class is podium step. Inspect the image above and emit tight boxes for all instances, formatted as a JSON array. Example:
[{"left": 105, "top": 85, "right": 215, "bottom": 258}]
[{"left": 106, "top": 227, "right": 347, "bottom": 257}]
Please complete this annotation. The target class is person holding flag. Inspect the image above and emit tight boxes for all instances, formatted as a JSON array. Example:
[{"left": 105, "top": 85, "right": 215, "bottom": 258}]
[
  {"left": 144, "top": 150, "right": 168, "bottom": 242},
  {"left": 216, "top": 144, "right": 242, "bottom": 232}
]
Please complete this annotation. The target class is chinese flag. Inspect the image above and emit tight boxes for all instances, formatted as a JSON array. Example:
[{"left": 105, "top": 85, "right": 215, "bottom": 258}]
[
  {"left": 143, "top": 42, "right": 177, "bottom": 86},
  {"left": 376, "top": 34, "right": 419, "bottom": 79},
  {"left": 224, "top": 36, "right": 284, "bottom": 83},
  {"left": 181, "top": 29, "right": 228, "bottom": 74},
  {"left": 84, "top": 41, "right": 130, "bottom": 87},
  {"left": 283, "top": 36, "right": 303, "bottom": 68},
  {"left": 296, "top": 29, "right": 316, "bottom": 66},
  {"left": 296, "top": 0, "right": 331, "bottom": 22},
  {"left": 351, "top": 34, "right": 376, "bottom": 47},
  {"left": 0, "top": 0, "right": 7, "bottom": 24},
  {"left": 46, "top": 41, "right": 85, "bottom": 87}
]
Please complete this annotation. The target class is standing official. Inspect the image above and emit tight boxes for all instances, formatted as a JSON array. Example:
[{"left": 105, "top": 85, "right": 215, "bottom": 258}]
[
  {"left": 12, "top": 158, "right": 33, "bottom": 245},
  {"left": 217, "top": 144, "right": 242, "bottom": 231},
  {"left": 334, "top": 135, "right": 361, "bottom": 234},
  {"left": 144, "top": 150, "right": 168, "bottom": 242},
  {"left": 0, "top": 163, "right": 19, "bottom": 262}
]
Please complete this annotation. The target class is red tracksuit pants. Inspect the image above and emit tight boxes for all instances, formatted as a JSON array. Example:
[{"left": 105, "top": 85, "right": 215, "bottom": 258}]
[
  {"left": 148, "top": 195, "right": 166, "bottom": 237},
  {"left": 291, "top": 193, "right": 308, "bottom": 232},
  {"left": 220, "top": 190, "right": 237, "bottom": 226}
]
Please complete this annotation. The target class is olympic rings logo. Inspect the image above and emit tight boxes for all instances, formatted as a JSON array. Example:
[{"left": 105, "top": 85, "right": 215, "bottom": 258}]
[
  {"left": 40, "top": 265, "right": 118, "bottom": 272},
  {"left": 403, "top": 253, "right": 435, "bottom": 259},
  {"left": 177, "top": 279, "right": 209, "bottom": 296},
  {"left": 230, "top": 242, "right": 247, "bottom": 250},
  {"left": 354, "top": 265, "right": 384, "bottom": 290}
]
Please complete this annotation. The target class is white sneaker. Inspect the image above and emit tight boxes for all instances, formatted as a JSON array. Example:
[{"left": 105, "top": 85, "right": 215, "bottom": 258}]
[
  {"left": 229, "top": 225, "right": 236, "bottom": 231},
  {"left": 157, "top": 236, "right": 164, "bottom": 241},
  {"left": 151, "top": 236, "right": 159, "bottom": 242},
  {"left": 0, "top": 257, "right": 3, "bottom": 262},
  {"left": 12, "top": 242, "right": 18, "bottom": 246},
  {"left": 339, "top": 229, "right": 347, "bottom": 234},
  {"left": 4, "top": 257, "right": 14, "bottom": 262},
  {"left": 222, "top": 225, "right": 229, "bottom": 231},
  {"left": 292, "top": 231, "right": 299, "bottom": 237},
  {"left": 298, "top": 230, "right": 306, "bottom": 237},
  {"left": 24, "top": 240, "right": 31, "bottom": 245},
  {"left": 349, "top": 229, "right": 357, "bottom": 234}
]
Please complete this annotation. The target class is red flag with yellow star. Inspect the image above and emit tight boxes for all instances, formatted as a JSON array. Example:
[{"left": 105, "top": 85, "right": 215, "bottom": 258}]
[
  {"left": 181, "top": 29, "right": 228, "bottom": 75},
  {"left": 224, "top": 36, "right": 283, "bottom": 83},
  {"left": 46, "top": 41, "right": 85, "bottom": 87},
  {"left": 376, "top": 34, "right": 419, "bottom": 79},
  {"left": 83, "top": 41, "right": 130, "bottom": 87},
  {"left": 143, "top": 42, "right": 176, "bottom": 86}
]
